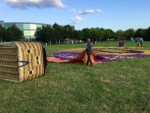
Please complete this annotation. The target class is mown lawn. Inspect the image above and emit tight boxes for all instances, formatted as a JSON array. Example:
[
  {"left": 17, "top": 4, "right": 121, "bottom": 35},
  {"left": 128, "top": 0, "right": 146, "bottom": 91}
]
[{"left": 0, "top": 41, "right": 150, "bottom": 113}]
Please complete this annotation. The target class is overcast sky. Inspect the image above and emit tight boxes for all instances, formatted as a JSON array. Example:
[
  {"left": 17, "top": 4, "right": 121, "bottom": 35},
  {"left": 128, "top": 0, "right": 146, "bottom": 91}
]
[{"left": 0, "top": 0, "right": 150, "bottom": 31}]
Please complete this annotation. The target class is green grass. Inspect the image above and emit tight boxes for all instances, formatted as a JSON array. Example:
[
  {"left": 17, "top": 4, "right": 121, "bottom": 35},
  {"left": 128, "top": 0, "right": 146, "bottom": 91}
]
[{"left": 0, "top": 41, "right": 150, "bottom": 113}]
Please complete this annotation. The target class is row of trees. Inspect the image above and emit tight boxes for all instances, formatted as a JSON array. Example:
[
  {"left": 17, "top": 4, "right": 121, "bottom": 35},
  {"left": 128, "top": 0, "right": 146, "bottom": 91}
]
[
  {"left": 36, "top": 23, "right": 150, "bottom": 44},
  {"left": 0, "top": 23, "right": 150, "bottom": 43},
  {"left": 0, "top": 25, "right": 23, "bottom": 41},
  {"left": 36, "top": 23, "right": 75, "bottom": 44},
  {"left": 36, "top": 24, "right": 118, "bottom": 44}
]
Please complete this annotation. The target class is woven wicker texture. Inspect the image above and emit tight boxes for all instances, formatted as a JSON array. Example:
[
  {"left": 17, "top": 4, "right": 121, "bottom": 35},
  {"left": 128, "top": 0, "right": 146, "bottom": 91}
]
[{"left": 0, "top": 42, "right": 44, "bottom": 82}]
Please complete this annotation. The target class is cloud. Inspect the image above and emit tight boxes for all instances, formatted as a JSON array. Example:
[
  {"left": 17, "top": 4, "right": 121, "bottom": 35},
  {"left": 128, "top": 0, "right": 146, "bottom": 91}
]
[
  {"left": 79, "top": 9, "right": 102, "bottom": 15},
  {"left": 71, "top": 16, "right": 83, "bottom": 25},
  {"left": 69, "top": 8, "right": 78, "bottom": 13},
  {"left": 6, "top": 0, "right": 65, "bottom": 9}
]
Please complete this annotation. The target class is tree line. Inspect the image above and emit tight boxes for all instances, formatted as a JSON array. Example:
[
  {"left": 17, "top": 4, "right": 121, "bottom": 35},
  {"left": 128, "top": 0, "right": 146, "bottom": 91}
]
[
  {"left": 0, "top": 23, "right": 150, "bottom": 43},
  {"left": 0, "top": 25, "right": 23, "bottom": 42},
  {"left": 36, "top": 23, "right": 150, "bottom": 44}
]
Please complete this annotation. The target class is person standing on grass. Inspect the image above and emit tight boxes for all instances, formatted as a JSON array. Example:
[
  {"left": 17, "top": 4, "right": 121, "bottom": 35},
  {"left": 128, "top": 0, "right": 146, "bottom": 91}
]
[
  {"left": 137, "top": 37, "right": 141, "bottom": 47},
  {"left": 107, "top": 38, "right": 110, "bottom": 44},
  {"left": 140, "top": 37, "right": 143, "bottom": 47},
  {"left": 85, "top": 38, "right": 93, "bottom": 65}
]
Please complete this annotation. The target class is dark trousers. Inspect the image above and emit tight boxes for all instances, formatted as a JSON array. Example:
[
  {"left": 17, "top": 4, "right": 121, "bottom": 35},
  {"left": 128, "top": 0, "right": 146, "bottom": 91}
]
[
  {"left": 86, "top": 52, "right": 92, "bottom": 65},
  {"left": 140, "top": 41, "right": 142, "bottom": 47}
]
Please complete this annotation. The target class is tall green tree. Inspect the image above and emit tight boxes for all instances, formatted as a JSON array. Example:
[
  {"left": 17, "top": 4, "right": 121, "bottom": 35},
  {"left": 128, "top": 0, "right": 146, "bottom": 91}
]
[
  {"left": 124, "top": 28, "right": 135, "bottom": 40},
  {"left": 116, "top": 30, "right": 125, "bottom": 40},
  {"left": 42, "top": 26, "right": 52, "bottom": 43},
  {"left": 135, "top": 28, "right": 145, "bottom": 37},
  {"left": 82, "top": 28, "right": 91, "bottom": 41},
  {"left": 144, "top": 27, "right": 150, "bottom": 41},
  {"left": 0, "top": 25, "right": 5, "bottom": 41},
  {"left": 5, "top": 25, "right": 23, "bottom": 41},
  {"left": 53, "top": 23, "right": 62, "bottom": 43},
  {"left": 35, "top": 28, "right": 42, "bottom": 41},
  {"left": 104, "top": 29, "right": 115, "bottom": 40}
]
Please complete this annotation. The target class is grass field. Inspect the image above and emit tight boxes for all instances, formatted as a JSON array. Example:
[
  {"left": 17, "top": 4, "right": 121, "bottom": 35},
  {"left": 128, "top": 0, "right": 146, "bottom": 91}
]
[{"left": 0, "top": 41, "right": 150, "bottom": 113}]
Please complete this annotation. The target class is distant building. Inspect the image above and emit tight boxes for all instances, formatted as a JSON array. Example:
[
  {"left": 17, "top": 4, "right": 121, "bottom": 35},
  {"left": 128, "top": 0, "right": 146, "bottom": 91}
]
[
  {"left": 0, "top": 21, "right": 51, "bottom": 40},
  {"left": 0, "top": 21, "right": 4, "bottom": 27}
]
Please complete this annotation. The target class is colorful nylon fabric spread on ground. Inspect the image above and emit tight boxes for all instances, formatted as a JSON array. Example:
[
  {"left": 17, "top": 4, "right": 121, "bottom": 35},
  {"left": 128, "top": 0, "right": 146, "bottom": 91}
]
[{"left": 47, "top": 47, "right": 150, "bottom": 65}]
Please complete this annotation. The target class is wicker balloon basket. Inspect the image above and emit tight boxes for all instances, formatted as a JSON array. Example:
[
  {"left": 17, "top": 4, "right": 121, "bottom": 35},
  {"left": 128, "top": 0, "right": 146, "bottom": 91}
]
[{"left": 0, "top": 42, "right": 46, "bottom": 82}]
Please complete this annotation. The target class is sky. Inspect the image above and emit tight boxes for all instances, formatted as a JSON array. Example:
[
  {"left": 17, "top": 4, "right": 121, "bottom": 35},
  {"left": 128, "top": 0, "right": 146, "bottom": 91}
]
[{"left": 0, "top": 0, "right": 150, "bottom": 31}]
